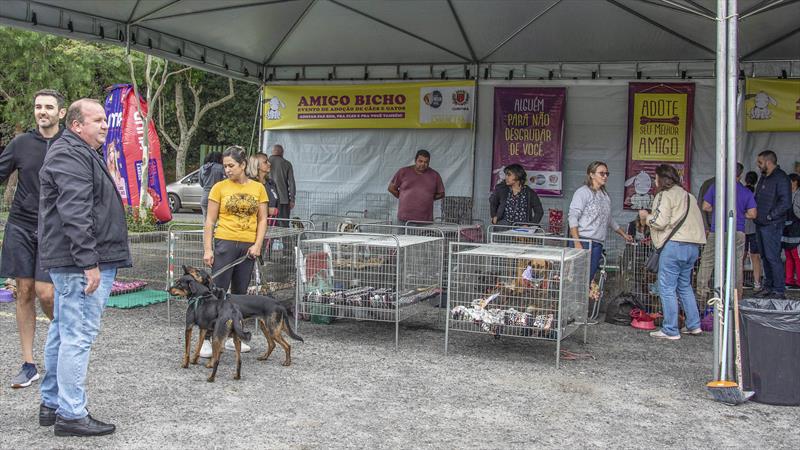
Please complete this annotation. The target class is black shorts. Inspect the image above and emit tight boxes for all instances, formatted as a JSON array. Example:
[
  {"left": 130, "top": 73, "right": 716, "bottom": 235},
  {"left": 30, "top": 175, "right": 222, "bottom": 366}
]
[
  {"left": 745, "top": 233, "right": 760, "bottom": 255},
  {"left": 0, "top": 222, "right": 51, "bottom": 282}
]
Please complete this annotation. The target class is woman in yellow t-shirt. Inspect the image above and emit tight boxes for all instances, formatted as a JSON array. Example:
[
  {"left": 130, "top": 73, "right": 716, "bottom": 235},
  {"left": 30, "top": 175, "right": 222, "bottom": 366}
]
[{"left": 203, "top": 146, "right": 268, "bottom": 295}]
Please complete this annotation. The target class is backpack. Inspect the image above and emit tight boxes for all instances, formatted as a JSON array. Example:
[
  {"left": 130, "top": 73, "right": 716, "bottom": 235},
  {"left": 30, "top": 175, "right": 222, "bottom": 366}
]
[{"left": 605, "top": 292, "right": 645, "bottom": 326}]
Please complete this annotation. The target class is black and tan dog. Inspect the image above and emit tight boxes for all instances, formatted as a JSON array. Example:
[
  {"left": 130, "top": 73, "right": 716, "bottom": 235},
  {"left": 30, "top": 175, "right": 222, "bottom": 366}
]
[
  {"left": 184, "top": 266, "right": 304, "bottom": 367},
  {"left": 169, "top": 269, "right": 252, "bottom": 382}
]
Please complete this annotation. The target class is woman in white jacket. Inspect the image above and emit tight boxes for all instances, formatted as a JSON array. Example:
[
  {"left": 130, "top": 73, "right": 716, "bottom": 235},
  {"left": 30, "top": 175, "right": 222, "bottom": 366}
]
[{"left": 643, "top": 164, "right": 706, "bottom": 340}]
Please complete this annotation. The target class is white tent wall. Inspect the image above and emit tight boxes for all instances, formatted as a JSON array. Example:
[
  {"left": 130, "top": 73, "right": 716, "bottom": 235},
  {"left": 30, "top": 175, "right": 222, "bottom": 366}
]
[
  {"left": 262, "top": 71, "right": 799, "bottom": 225},
  {"left": 263, "top": 127, "right": 473, "bottom": 219}
]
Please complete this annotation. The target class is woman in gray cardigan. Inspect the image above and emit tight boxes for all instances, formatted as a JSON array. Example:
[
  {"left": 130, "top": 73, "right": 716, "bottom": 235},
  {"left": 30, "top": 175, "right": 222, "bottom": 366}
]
[{"left": 568, "top": 161, "right": 632, "bottom": 280}]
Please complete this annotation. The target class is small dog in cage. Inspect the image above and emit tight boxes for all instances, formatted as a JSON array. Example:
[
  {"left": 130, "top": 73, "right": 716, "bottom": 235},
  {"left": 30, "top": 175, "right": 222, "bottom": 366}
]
[
  {"left": 168, "top": 270, "right": 252, "bottom": 382},
  {"left": 290, "top": 217, "right": 305, "bottom": 230},
  {"left": 336, "top": 221, "right": 359, "bottom": 233},
  {"left": 184, "top": 266, "right": 304, "bottom": 366}
]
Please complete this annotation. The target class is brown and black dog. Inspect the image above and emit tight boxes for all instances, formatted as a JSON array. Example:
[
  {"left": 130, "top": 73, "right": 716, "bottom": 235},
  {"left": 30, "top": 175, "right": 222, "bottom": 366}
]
[
  {"left": 169, "top": 270, "right": 252, "bottom": 382},
  {"left": 184, "top": 266, "right": 304, "bottom": 367}
]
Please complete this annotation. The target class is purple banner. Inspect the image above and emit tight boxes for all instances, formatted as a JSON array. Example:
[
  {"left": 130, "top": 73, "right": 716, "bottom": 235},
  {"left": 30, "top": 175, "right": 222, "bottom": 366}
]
[
  {"left": 103, "top": 85, "right": 130, "bottom": 203},
  {"left": 492, "top": 87, "right": 566, "bottom": 196}
]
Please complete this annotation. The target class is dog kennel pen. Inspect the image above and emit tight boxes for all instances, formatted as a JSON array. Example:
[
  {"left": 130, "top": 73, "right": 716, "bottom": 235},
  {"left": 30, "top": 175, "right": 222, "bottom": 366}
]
[
  {"left": 310, "top": 213, "right": 391, "bottom": 232},
  {"left": 166, "top": 218, "right": 314, "bottom": 323},
  {"left": 445, "top": 241, "right": 590, "bottom": 368},
  {"left": 619, "top": 241, "right": 709, "bottom": 324},
  {"left": 295, "top": 226, "right": 444, "bottom": 348}
]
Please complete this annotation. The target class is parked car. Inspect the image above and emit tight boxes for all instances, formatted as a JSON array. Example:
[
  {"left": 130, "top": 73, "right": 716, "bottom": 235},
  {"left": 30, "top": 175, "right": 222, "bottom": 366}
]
[{"left": 166, "top": 169, "right": 203, "bottom": 213}]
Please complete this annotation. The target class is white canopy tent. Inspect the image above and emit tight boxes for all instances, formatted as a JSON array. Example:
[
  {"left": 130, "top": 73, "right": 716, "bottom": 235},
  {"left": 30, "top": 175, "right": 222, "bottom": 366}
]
[
  {"left": 2, "top": 0, "right": 799, "bottom": 380},
  {"left": 0, "top": 0, "right": 798, "bottom": 80}
]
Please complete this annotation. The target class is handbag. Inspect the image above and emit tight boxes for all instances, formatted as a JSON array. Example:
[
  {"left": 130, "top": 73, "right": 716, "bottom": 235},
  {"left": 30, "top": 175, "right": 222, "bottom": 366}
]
[{"left": 645, "top": 193, "right": 691, "bottom": 273}]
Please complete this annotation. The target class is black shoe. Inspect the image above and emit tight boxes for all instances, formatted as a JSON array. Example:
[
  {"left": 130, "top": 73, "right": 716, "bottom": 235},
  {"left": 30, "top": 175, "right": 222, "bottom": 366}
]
[
  {"left": 39, "top": 404, "right": 57, "bottom": 427},
  {"left": 753, "top": 288, "right": 772, "bottom": 297},
  {"left": 765, "top": 291, "right": 786, "bottom": 299},
  {"left": 54, "top": 414, "right": 115, "bottom": 437}
]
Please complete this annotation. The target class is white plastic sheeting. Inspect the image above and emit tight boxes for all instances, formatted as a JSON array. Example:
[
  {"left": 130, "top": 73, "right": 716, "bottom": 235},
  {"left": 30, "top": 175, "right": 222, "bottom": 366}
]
[{"left": 263, "top": 128, "right": 473, "bottom": 216}]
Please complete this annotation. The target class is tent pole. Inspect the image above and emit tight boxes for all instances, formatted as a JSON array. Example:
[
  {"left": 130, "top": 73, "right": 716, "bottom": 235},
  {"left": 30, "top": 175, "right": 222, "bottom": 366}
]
[
  {"left": 725, "top": 0, "right": 739, "bottom": 382},
  {"left": 470, "top": 68, "right": 480, "bottom": 222},
  {"left": 712, "top": 0, "right": 728, "bottom": 380}
]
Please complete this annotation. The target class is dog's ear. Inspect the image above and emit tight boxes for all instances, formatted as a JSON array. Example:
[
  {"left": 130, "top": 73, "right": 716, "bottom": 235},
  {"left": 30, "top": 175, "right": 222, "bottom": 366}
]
[
  {"left": 182, "top": 265, "right": 190, "bottom": 274},
  {"left": 188, "top": 279, "right": 207, "bottom": 293}
]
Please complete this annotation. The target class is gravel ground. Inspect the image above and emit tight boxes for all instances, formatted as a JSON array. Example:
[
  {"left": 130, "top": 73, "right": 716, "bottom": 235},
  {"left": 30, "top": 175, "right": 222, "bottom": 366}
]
[{"left": 1, "top": 298, "right": 798, "bottom": 450}]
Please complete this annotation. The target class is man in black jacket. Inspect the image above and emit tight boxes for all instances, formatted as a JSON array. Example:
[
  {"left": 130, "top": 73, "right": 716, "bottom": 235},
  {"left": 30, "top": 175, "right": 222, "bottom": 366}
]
[
  {"left": 0, "top": 89, "right": 64, "bottom": 389},
  {"left": 754, "top": 150, "right": 792, "bottom": 299},
  {"left": 37, "top": 99, "right": 131, "bottom": 437}
]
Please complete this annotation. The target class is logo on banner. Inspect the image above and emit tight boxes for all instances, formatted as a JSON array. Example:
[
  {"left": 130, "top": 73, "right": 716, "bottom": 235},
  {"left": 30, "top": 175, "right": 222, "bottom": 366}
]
[
  {"left": 452, "top": 90, "right": 469, "bottom": 106},
  {"left": 746, "top": 91, "right": 778, "bottom": 120},
  {"left": 267, "top": 97, "right": 286, "bottom": 120},
  {"left": 423, "top": 90, "right": 443, "bottom": 108}
]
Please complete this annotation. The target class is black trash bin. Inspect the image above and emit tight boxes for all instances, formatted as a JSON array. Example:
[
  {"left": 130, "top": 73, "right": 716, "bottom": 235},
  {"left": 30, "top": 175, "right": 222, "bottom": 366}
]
[{"left": 739, "top": 298, "right": 800, "bottom": 406}]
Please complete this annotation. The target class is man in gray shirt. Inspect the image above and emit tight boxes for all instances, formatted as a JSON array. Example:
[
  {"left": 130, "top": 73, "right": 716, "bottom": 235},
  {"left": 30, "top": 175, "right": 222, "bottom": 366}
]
[{"left": 268, "top": 144, "right": 296, "bottom": 226}]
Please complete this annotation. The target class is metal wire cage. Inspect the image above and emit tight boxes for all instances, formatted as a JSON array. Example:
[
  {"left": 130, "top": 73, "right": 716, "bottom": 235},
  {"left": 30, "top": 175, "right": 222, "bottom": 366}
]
[
  {"left": 310, "top": 213, "right": 391, "bottom": 232},
  {"left": 618, "top": 241, "right": 708, "bottom": 323},
  {"left": 445, "top": 241, "right": 590, "bottom": 368},
  {"left": 295, "top": 227, "right": 444, "bottom": 348},
  {"left": 165, "top": 218, "right": 314, "bottom": 322}
]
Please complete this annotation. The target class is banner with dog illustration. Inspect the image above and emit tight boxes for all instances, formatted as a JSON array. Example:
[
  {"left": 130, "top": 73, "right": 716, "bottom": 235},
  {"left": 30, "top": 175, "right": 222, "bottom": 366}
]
[
  {"left": 103, "top": 84, "right": 172, "bottom": 223},
  {"left": 745, "top": 78, "right": 800, "bottom": 132},
  {"left": 491, "top": 87, "right": 566, "bottom": 197},
  {"left": 262, "top": 81, "right": 474, "bottom": 130},
  {"left": 624, "top": 83, "right": 694, "bottom": 210}
]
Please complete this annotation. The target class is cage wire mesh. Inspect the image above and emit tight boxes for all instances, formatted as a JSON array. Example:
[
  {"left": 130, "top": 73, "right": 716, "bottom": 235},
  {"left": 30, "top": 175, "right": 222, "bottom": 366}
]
[
  {"left": 445, "top": 241, "right": 590, "bottom": 368},
  {"left": 295, "top": 228, "right": 443, "bottom": 348},
  {"left": 166, "top": 219, "right": 313, "bottom": 323}
]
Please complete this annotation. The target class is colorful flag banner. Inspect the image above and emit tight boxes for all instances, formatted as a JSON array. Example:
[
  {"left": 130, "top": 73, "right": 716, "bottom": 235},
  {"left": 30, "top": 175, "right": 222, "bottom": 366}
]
[{"left": 104, "top": 84, "right": 172, "bottom": 223}]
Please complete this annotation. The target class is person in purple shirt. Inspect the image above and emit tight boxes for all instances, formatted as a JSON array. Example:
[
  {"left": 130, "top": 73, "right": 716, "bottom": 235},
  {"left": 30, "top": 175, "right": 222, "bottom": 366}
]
[
  {"left": 695, "top": 163, "right": 757, "bottom": 301},
  {"left": 388, "top": 149, "right": 445, "bottom": 223}
]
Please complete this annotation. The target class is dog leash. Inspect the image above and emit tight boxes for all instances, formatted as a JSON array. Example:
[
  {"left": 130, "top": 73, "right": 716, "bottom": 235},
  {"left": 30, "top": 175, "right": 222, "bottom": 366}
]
[{"left": 210, "top": 254, "right": 253, "bottom": 280}]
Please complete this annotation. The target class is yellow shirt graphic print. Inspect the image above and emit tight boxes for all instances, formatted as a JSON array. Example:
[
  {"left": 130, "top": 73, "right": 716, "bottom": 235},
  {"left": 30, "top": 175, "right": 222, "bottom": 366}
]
[{"left": 209, "top": 179, "right": 268, "bottom": 243}]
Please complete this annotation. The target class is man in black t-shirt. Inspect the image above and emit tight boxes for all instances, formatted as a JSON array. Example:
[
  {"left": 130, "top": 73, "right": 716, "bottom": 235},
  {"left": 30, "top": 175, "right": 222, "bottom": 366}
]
[{"left": 0, "top": 89, "right": 65, "bottom": 389}]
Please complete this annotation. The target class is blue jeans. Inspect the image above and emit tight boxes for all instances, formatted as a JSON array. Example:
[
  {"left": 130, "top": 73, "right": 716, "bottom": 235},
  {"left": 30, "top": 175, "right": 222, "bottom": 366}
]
[
  {"left": 658, "top": 241, "right": 701, "bottom": 336},
  {"left": 40, "top": 269, "right": 116, "bottom": 420},
  {"left": 569, "top": 241, "right": 603, "bottom": 281},
  {"left": 756, "top": 222, "right": 785, "bottom": 294}
]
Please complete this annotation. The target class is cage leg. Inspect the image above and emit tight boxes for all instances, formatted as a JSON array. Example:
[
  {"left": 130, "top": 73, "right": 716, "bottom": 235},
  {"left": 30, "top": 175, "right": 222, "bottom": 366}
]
[
  {"left": 583, "top": 320, "right": 588, "bottom": 344},
  {"left": 395, "top": 318, "right": 399, "bottom": 351},
  {"left": 556, "top": 334, "right": 561, "bottom": 369}
]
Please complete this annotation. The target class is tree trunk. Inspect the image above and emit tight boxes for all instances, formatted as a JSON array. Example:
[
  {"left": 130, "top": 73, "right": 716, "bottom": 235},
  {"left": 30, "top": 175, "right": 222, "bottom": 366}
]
[{"left": 173, "top": 77, "right": 188, "bottom": 179}]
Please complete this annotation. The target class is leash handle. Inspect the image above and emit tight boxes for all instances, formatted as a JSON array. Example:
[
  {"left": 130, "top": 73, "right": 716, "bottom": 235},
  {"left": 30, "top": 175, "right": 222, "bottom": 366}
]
[{"left": 210, "top": 254, "right": 251, "bottom": 280}]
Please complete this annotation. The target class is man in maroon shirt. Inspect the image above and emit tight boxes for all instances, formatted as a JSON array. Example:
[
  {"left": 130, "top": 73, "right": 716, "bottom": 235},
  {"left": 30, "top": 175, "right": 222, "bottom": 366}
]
[{"left": 388, "top": 149, "right": 445, "bottom": 223}]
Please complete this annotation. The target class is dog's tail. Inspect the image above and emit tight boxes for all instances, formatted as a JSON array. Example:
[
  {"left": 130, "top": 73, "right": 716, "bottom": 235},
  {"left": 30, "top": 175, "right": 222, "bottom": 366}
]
[
  {"left": 281, "top": 308, "right": 304, "bottom": 342},
  {"left": 232, "top": 318, "right": 252, "bottom": 343}
]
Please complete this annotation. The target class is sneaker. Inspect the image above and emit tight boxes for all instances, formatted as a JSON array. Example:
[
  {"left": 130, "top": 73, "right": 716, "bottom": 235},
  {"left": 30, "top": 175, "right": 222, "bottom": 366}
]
[
  {"left": 225, "top": 338, "right": 251, "bottom": 353},
  {"left": 199, "top": 340, "right": 213, "bottom": 358},
  {"left": 680, "top": 327, "right": 703, "bottom": 336},
  {"left": 753, "top": 281, "right": 762, "bottom": 291},
  {"left": 650, "top": 330, "right": 680, "bottom": 340},
  {"left": 753, "top": 288, "right": 772, "bottom": 297},
  {"left": 11, "top": 362, "right": 40, "bottom": 388}
]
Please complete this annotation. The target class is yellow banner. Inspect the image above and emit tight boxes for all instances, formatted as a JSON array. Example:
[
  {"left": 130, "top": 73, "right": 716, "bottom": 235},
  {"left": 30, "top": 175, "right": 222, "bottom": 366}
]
[
  {"left": 630, "top": 92, "right": 689, "bottom": 162},
  {"left": 745, "top": 78, "right": 800, "bottom": 132},
  {"left": 262, "top": 81, "right": 475, "bottom": 130}
]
